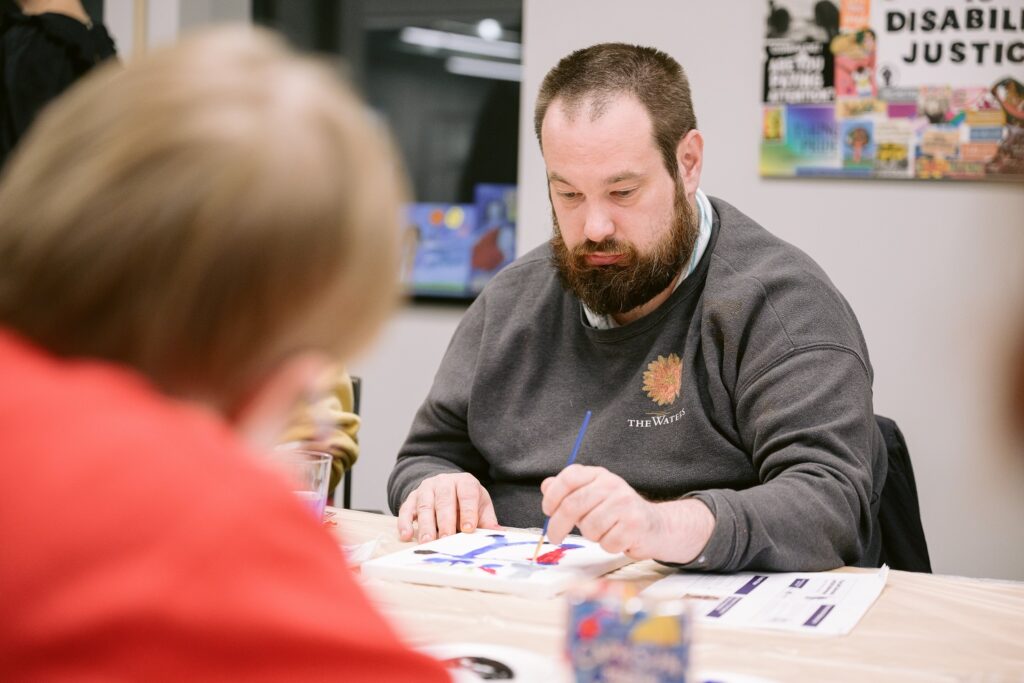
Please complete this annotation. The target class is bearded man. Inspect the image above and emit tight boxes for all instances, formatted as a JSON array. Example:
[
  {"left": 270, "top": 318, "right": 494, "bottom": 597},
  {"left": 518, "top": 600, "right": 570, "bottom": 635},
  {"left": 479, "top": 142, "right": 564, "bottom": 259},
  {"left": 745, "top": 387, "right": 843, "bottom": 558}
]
[{"left": 387, "top": 43, "right": 887, "bottom": 573}]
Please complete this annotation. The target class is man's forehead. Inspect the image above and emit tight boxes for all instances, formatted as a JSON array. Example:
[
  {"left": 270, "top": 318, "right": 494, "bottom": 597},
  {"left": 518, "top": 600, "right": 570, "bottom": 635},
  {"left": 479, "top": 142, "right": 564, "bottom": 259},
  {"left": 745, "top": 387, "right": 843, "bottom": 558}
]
[
  {"left": 542, "top": 93, "right": 658, "bottom": 183},
  {"left": 548, "top": 91, "right": 638, "bottom": 126},
  {"left": 541, "top": 94, "right": 653, "bottom": 147},
  {"left": 557, "top": 91, "right": 618, "bottom": 123}
]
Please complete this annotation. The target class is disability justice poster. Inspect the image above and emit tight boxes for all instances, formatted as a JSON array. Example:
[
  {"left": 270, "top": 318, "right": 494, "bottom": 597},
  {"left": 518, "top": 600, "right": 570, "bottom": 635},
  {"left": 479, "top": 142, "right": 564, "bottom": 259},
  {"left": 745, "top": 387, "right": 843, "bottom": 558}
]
[{"left": 760, "top": 0, "right": 1024, "bottom": 180}]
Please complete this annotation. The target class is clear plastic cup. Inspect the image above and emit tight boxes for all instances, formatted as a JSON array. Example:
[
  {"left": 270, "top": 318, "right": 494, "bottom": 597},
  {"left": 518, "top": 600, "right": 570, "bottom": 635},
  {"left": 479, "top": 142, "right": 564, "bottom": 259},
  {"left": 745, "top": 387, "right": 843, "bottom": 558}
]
[{"left": 270, "top": 449, "right": 331, "bottom": 520}]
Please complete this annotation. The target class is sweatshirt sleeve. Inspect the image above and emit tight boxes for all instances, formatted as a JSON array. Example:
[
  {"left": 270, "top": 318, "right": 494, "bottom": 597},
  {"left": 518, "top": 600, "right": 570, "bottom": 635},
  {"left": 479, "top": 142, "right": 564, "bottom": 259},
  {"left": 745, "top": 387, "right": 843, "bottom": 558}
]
[
  {"left": 387, "top": 297, "right": 492, "bottom": 514},
  {"left": 682, "top": 346, "right": 879, "bottom": 572}
]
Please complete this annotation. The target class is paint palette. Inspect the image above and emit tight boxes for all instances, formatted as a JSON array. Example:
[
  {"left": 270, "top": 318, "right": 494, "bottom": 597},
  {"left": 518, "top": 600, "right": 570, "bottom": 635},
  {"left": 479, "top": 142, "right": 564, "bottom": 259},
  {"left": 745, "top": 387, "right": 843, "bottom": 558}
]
[{"left": 361, "top": 530, "right": 634, "bottom": 598}]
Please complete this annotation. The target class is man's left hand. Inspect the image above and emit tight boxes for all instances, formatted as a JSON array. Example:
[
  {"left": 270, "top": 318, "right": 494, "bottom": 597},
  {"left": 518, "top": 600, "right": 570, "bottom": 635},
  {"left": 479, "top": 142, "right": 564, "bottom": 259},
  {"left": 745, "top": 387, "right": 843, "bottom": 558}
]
[{"left": 540, "top": 464, "right": 714, "bottom": 563}]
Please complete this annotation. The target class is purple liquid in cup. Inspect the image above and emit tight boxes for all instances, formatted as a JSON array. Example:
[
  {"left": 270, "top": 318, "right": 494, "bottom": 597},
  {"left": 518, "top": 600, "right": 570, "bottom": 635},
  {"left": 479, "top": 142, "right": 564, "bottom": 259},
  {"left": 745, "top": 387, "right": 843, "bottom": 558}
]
[{"left": 294, "top": 490, "right": 326, "bottom": 520}]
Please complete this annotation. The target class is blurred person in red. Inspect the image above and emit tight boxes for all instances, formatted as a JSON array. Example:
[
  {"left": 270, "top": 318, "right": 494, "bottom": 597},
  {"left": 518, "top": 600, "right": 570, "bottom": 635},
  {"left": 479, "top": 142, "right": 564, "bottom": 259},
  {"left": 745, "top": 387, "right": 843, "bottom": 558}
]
[{"left": 0, "top": 26, "right": 447, "bottom": 682}]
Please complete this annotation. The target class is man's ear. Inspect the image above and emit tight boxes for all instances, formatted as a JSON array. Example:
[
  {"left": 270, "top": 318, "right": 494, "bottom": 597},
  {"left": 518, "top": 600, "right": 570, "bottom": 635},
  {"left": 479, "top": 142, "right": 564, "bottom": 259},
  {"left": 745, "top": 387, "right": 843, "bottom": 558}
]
[
  {"left": 675, "top": 129, "right": 704, "bottom": 199},
  {"left": 231, "top": 351, "right": 332, "bottom": 452}
]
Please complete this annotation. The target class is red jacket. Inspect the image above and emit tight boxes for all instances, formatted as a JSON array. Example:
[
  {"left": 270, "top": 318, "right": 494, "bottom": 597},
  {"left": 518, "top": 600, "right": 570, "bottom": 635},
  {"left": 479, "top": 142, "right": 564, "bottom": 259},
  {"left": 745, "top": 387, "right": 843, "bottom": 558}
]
[{"left": 0, "top": 330, "right": 448, "bottom": 681}]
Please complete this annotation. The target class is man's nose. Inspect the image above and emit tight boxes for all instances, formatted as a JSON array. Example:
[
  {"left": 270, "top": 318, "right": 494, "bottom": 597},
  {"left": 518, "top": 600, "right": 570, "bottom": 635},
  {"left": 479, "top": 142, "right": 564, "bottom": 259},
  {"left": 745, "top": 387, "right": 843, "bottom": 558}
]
[{"left": 582, "top": 204, "right": 614, "bottom": 244}]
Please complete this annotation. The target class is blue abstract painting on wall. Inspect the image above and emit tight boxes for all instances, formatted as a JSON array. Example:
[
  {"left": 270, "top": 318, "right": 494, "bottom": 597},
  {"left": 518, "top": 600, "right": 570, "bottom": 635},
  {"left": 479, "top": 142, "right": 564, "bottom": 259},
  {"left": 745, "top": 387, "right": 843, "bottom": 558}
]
[{"left": 403, "top": 184, "right": 517, "bottom": 299}]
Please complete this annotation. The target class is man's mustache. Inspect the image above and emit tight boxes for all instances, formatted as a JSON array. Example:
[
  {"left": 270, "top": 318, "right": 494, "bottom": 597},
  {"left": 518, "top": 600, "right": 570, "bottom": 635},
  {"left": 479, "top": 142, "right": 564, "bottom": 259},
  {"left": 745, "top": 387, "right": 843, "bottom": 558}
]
[{"left": 572, "top": 239, "right": 634, "bottom": 257}]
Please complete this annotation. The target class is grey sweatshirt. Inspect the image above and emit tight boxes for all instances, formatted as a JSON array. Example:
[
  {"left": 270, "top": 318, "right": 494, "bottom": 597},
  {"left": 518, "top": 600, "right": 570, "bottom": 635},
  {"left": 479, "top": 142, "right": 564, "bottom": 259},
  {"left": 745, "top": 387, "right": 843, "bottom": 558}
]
[{"left": 389, "top": 197, "right": 886, "bottom": 572}]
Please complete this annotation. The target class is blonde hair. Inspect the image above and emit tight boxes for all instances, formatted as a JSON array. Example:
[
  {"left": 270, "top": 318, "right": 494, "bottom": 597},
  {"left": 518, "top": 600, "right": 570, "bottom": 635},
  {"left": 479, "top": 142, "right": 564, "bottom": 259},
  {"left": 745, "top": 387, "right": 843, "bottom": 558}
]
[{"left": 0, "top": 26, "right": 406, "bottom": 410}]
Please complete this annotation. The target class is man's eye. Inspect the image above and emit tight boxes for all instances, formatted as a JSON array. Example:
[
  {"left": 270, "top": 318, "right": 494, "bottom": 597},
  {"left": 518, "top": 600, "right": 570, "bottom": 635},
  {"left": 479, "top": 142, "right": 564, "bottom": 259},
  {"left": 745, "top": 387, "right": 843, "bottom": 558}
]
[
  {"left": 559, "top": 192, "right": 580, "bottom": 200},
  {"left": 612, "top": 189, "right": 637, "bottom": 198}
]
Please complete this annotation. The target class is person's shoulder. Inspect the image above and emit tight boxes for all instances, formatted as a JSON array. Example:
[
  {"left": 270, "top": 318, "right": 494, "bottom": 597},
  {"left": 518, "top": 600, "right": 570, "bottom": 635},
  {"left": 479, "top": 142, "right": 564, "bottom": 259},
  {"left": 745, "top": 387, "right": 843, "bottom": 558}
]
[
  {"left": 7, "top": 11, "right": 116, "bottom": 62},
  {"left": 0, "top": 337, "right": 281, "bottom": 525},
  {"left": 704, "top": 197, "right": 866, "bottom": 351},
  {"left": 0, "top": 335, "right": 333, "bottom": 588},
  {"left": 0, "top": 341, "right": 447, "bottom": 681},
  {"left": 708, "top": 197, "right": 829, "bottom": 280}
]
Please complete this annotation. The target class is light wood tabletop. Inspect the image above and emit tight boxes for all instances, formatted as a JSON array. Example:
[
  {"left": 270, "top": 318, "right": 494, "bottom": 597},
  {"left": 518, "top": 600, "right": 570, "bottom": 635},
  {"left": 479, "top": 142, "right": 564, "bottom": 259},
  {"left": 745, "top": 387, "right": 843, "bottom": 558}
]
[{"left": 325, "top": 507, "right": 1024, "bottom": 682}]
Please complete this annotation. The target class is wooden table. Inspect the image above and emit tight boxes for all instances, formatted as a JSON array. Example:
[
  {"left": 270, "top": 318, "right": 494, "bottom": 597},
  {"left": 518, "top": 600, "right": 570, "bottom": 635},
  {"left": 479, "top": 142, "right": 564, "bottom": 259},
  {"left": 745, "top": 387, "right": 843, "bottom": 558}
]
[{"left": 326, "top": 508, "right": 1024, "bottom": 682}]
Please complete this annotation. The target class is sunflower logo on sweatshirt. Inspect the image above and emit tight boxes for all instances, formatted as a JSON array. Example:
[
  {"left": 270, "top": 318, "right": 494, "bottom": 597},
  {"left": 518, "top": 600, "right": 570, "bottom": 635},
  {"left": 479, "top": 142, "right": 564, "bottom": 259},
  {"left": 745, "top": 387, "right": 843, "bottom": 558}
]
[{"left": 643, "top": 353, "right": 682, "bottom": 406}]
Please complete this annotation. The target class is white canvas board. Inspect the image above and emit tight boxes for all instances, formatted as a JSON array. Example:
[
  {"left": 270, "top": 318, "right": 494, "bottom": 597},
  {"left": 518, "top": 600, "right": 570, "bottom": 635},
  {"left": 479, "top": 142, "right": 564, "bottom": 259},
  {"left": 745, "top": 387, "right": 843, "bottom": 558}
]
[{"left": 361, "top": 530, "right": 633, "bottom": 598}]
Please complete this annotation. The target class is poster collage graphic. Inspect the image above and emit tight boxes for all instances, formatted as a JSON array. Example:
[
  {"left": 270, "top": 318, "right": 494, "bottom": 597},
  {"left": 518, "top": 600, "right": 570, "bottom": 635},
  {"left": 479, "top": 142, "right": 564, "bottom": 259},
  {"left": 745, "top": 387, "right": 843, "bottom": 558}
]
[{"left": 760, "top": 0, "right": 1024, "bottom": 180}]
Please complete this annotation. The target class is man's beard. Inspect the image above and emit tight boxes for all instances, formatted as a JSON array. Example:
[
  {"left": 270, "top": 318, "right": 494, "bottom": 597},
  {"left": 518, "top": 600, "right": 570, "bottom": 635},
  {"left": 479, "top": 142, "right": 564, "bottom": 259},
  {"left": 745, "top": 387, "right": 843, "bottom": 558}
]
[{"left": 550, "top": 183, "right": 699, "bottom": 317}]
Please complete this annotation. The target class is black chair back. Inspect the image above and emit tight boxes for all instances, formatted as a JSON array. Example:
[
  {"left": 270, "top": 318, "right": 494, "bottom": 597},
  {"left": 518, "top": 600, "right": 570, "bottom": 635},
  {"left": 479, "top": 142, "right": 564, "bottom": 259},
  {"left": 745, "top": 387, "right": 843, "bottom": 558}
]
[
  {"left": 875, "top": 415, "right": 932, "bottom": 572},
  {"left": 341, "top": 376, "right": 361, "bottom": 510}
]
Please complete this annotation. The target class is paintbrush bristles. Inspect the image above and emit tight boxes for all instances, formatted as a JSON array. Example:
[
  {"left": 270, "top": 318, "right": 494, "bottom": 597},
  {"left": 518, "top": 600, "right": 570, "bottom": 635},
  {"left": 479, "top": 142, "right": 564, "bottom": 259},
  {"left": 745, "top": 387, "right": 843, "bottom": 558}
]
[{"left": 531, "top": 534, "right": 545, "bottom": 563}]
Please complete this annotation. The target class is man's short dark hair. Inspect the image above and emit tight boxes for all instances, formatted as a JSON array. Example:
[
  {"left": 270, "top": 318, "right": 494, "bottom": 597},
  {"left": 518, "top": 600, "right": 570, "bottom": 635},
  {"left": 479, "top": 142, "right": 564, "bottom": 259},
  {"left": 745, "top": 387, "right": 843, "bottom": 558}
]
[{"left": 534, "top": 43, "right": 698, "bottom": 180}]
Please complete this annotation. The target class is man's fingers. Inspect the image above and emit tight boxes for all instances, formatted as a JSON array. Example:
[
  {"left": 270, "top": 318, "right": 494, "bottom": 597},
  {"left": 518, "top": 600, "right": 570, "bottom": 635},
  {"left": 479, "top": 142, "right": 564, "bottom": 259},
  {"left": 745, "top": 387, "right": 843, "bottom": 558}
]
[
  {"left": 455, "top": 477, "right": 481, "bottom": 533},
  {"left": 415, "top": 486, "right": 438, "bottom": 543},
  {"left": 560, "top": 464, "right": 605, "bottom": 487},
  {"left": 596, "top": 519, "right": 632, "bottom": 555},
  {"left": 576, "top": 496, "right": 622, "bottom": 547},
  {"left": 398, "top": 474, "right": 497, "bottom": 542},
  {"left": 478, "top": 493, "right": 501, "bottom": 530},
  {"left": 541, "top": 477, "right": 570, "bottom": 516},
  {"left": 545, "top": 511, "right": 574, "bottom": 546},
  {"left": 434, "top": 478, "right": 459, "bottom": 537},
  {"left": 397, "top": 491, "right": 417, "bottom": 541},
  {"left": 548, "top": 487, "right": 603, "bottom": 544},
  {"left": 542, "top": 464, "right": 603, "bottom": 516},
  {"left": 545, "top": 468, "right": 628, "bottom": 545}
]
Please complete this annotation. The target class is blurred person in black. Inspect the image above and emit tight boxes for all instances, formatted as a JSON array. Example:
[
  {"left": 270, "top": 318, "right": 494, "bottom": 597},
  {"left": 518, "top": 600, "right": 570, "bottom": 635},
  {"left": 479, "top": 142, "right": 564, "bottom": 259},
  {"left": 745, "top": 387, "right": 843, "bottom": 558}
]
[{"left": 1, "top": 0, "right": 116, "bottom": 168}]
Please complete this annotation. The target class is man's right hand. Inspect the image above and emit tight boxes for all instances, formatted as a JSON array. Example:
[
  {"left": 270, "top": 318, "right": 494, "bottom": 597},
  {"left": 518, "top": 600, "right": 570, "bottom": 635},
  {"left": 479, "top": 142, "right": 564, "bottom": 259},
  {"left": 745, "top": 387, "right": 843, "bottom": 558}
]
[{"left": 397, "top": 473, "right": 500, "bottom": 542}]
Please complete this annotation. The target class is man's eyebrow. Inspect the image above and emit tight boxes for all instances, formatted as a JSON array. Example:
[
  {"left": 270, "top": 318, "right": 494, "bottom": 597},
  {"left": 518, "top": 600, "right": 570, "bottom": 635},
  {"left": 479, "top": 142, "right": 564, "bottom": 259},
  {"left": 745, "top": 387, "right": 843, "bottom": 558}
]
[
  {"left": 604, "top": 171, "right": 644, "bottom": 184},
  {"left": 548, "top": 170, "right": 646, "bottom": 185}
]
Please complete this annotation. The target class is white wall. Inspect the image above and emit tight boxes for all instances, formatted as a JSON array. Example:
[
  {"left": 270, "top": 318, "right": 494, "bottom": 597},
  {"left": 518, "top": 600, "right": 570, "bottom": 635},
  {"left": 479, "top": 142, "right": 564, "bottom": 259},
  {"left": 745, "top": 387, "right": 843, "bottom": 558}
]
[
  {"left": 347, "top": 306, "right": 466, "bottom": 513},
  {"left": 103, "top": 0, "right": 136, "bottom": 56},
  {"left": 104, "top": 0, "right": 250, "bottom": 57},
  {"left": 514, "top": 0, "right": 1024, "bottom": 580}
]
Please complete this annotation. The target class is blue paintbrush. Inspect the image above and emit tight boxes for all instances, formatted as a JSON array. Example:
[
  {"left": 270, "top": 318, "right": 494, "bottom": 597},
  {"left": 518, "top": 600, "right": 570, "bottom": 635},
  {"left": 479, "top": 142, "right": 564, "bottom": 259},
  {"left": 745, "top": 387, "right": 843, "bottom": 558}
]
[{"left": 532, "top": 409, "right": 593, "bottom": 563}]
